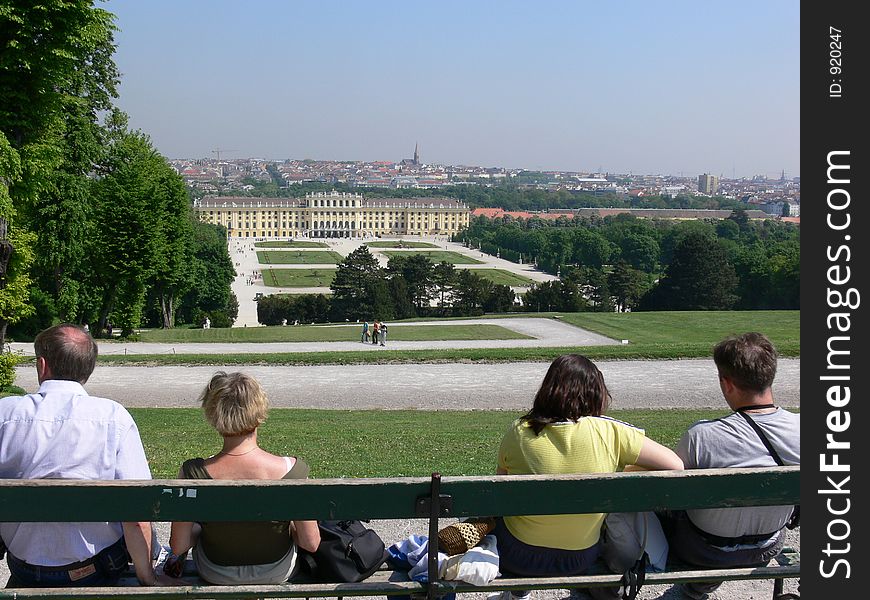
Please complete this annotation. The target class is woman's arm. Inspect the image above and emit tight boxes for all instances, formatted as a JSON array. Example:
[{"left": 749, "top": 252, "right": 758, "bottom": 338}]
[
  {"left": 632, "top": 437, "right": 684, "bottom": 471},
  {"left": 292, "top": 520, "right": 321, "bottom": 553},
  {"left": 168, "top": 467, "right": 197, "bottom": 554}
]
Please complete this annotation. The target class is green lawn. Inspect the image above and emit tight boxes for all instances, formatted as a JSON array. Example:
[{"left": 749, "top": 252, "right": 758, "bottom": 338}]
[
  {"left": 466, "top": 269, "right": 535, "bottom": 286},
  {"left": 134, "top": 407, "right": 777, "bottom": 478},
  {"left": 137, "top": 324, "right": 531, "bottom": 343},
  {"left": 554, "top": 310, "right": 799, "bottom": 349},
  {"left": 365, "top": 241, "right": 438, "bottom": 248},
  {"left": 262, "top": 268, "right": 336, "bottom": 287},
  {"left": 255, "top": 241, "right": 329, "bottom": 248},
  {"left": 257, "top": 250, "right": 344, "bottom": 264},
  {"left": 380, "top": 250, "right": 484, "bottom": 264}
]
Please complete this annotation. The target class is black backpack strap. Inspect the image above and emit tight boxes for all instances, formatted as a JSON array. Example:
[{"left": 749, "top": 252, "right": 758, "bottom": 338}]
[
  {"left": 736, "top": 409, "right": 799, "bottom": 528},
  {"left": 735, "top": 409, "right": 785, "bottom": 466}
]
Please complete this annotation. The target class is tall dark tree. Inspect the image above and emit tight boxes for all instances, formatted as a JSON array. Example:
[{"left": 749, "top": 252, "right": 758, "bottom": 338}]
[
  {"left": 431, "top": 261, "right": 457, "bottom": 314},
  {"left": 330, "top": 246, "right": 386, "bottom": 320},
  {"left": 608, "top": 261, "right": 650, "bottom": 312},
  {"left": 639, "top": 232, "right": 738, "bottom": 310},
  {"left": 387, "top": 253, "right": 434, "bottom": 311}
]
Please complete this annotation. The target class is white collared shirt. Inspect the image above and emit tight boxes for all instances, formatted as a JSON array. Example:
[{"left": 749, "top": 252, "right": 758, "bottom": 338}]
[{"left": 0, "top": 379, "right": 152, "bottom": 565}]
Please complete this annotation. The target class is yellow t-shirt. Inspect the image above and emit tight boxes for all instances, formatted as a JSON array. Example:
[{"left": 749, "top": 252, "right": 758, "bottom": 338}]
[{"left": 497, "top": 416, "right": 645, "bottom": 550}]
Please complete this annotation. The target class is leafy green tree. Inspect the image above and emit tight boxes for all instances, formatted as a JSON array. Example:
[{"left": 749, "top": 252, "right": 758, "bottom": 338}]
[
  {"left": 620, "top": 233, "right": 659, "bottom": 273},
  {"left": 453, "top": 270, "right": 488, "bottom": 315},
  {"left": 387, "top": 253, "right": 434, "bottom": 311},
  {"left": 639, "top": 232, "right": 738, "bottom": 310},
  {"left": 0, "top": 133, "right": 35, "bottom": 346},
  {"left": 524, "top": 281, "right": 562, "bottom": 312},
  {"left": 330, "top": 246, "right": 386, "bottom": 320},
  {"left": 608, "top": 261, "right": 650, "bottom": 312},
  {"left": 176, "top": 221, "right": 235, "bottom": 326},
  {"left": 431, "top": 261, "right": 457, "bottom": 315}
]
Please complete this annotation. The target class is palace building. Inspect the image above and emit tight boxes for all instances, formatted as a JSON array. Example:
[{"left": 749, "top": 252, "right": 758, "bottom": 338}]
[{"left": 193, "top": 191, "right": 470, "bottom": 238}]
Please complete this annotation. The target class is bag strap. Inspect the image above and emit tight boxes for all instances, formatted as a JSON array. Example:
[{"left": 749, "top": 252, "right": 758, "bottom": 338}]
[
  {"left": 735, "top": 408, "right": 800, "bottom": 529},
  {"left": 735, "top": 408, "right": 784, "bottom": 465}
]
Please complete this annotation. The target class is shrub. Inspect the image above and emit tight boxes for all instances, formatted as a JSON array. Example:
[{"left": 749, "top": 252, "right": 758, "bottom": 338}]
[{"left": 0, "top": 349, "right": 23, "bottom": 389}]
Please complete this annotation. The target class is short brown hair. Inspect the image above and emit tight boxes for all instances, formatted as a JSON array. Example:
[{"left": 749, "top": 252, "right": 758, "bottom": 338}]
[
  {"left": 713, "top": 332, "right": 778, "bottom": 393},
  {"left": 521, "top": 354, "right": 611, "bottom": 435},
  {"left": 33, "top": 323, "right": 98, "bottom": 384},
  {"left": 200, "top": 371, "right": 269, "bottom": 436}
]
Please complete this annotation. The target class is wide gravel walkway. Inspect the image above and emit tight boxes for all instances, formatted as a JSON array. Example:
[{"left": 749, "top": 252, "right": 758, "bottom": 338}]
[{"left": 12, "top": 358, "right": 799, "bottom": 410}]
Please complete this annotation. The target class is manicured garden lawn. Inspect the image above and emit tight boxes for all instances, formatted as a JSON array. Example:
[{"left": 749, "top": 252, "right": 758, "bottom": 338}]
[
  {"left": 134, "top": 407, "right": 792, "bottom": 478},
  {"left": 262, "top": 268, "right": 336, "bottom": 287},
  {"left": 137, "top": 324, "right": 531, "bottom": 343},
  {"left": 257, "top": 250, "right": 344, "bottom": 264},
  {"left": 380, "top": 250, "right": 483, "bottom": 264},
  {"left": 255, "top": 241, "right": 329, "bottom": 248},
  {"left": 365, "top": 241, "right": 438, "bottom": 248},
  {"left": 465, "top": 268, "right": 535, "bottom": 286},
  {"left": 554, "top": 310, "right": 799, "bottom": 349}
]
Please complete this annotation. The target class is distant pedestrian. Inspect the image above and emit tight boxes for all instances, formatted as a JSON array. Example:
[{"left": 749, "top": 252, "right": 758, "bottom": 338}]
[
  {"left": 360, "top": 321, "right": 370, "bottom": 343},
  {"left": 379, "top": 322, "right": 388, "bottom": 346},
  {"left": 371, "top": 320, "right": 380, "bottom": 345}
]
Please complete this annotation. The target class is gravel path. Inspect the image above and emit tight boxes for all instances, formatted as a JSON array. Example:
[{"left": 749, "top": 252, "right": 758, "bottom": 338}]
[{"left": 13, "top": 358, "right": 800, "bottom": 410}]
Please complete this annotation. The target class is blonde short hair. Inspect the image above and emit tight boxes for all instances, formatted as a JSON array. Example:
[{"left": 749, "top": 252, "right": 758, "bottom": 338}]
[{"left": 200, "top": 371, "right": 269, "bottom": 436}]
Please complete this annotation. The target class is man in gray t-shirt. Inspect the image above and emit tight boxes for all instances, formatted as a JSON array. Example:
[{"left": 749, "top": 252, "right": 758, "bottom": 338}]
[{"left": 664, "top": 332, "right": 800, "bottom": 599}]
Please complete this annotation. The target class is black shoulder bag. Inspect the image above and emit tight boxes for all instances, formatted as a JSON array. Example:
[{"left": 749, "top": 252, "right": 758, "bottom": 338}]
[
  {"left": 736, "top": 407, "right": 800, "bottom": 529},
  {"left": 298, "top": 519, "right": 389, "bottom": 583}
]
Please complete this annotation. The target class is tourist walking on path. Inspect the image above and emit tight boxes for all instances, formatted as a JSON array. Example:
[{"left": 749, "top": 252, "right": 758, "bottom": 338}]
[
  {"left": 360, "top": 321, "right": 369, "bottom": 343},
  {"left": 372, "top": 320, "right": 380, "bottom": 345},
  {"left": 379, "top": 322, "right": 388, "bottom": 346}
]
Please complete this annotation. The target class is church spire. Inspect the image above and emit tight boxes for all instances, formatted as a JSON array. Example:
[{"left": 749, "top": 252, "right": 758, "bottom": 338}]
[{"left": 414, "top": 142, "right": 419, "bottom": 165}]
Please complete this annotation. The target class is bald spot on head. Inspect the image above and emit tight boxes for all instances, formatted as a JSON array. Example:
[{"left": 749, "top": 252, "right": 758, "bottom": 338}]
[{"left": 33, "top": 323, "right": 98, "bottom": 384}]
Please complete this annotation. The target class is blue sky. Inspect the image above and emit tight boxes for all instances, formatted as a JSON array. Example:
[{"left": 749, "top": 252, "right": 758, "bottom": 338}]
[{"left": 105, "top": 0, "right": 799, "bottom": 178}]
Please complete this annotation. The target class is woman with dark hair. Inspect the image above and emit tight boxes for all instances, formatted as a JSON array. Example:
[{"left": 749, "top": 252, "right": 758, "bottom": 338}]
[{"left": 494, "top": 354, "right": 683, "bottom": 593}]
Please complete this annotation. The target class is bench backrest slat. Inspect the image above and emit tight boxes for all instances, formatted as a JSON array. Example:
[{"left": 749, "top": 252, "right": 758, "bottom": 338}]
[{"left": 0, "top": 466, "right": 798, "bottom": 522}]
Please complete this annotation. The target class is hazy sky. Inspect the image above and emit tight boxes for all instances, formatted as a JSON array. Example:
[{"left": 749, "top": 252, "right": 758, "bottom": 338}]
[{"left": 105, "top": 0, "right": 800, "bottom": 178}]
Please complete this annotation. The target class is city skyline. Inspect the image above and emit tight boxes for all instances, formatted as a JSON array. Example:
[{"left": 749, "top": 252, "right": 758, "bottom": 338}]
[{"left": 106, "top": 0, "right": 800, "bottom": 179}]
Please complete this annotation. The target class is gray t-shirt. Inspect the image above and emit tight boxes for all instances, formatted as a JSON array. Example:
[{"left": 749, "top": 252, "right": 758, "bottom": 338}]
[{"left": 676, "top": 408, "right": 800, "bottom": 538}]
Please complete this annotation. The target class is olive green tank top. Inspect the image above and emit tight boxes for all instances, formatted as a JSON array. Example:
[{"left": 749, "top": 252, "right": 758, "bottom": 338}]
[{"left": 181, "top": 456, "right": 310, "bottom": 566}]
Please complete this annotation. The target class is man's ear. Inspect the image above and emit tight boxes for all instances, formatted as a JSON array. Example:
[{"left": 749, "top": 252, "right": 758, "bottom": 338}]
[
  {"left": 36, "top": 356, "right": 50, "bottom": 381},
  {"left": 719, "top": 374, "right": 737, "bottom": 395}
]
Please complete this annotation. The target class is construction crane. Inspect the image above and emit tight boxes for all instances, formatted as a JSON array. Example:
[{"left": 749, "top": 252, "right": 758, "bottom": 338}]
[{"left": 211, "top": 147, "right": 236, "bottom": 161}]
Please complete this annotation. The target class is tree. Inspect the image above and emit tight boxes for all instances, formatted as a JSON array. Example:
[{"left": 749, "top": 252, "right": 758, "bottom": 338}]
[
  {"left": 620, "top": 233, "right": 659, "bottom": 273},
  {"left": 453, "top": 270, "right": 488, "bottom": 314},
  {"left": 176, "top": 221, "right": 236, "bottom": 326},
  {"left": 387, "top": 253, "right": 434, "bottom": 312},
  {"left": 608, "top": 261, "right": 650, "bottom": 312},
  {"left": 0, "top": 133, "right": 35, "bottom": 346},
  {"left": 524, "top": 281, "right": 561, "bottom": 313},
  {"left": 431, "top": 261, "right": 457, "bottom": 314},
  {"left": 330, "top": 246, "right": 386, "bottom": 320},
  {"left": 639, "top": 232, "right": 738, "bottom": 310}
]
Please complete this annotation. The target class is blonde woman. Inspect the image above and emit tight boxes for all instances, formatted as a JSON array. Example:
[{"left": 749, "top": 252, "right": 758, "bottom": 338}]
[{"left": 166, "top": 372, "right": 320, "bottom": 584}]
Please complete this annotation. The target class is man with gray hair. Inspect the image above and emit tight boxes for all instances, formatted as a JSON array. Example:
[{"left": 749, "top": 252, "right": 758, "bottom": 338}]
[
  {"left": 663, "top": 332, "right": 800, "bottom": 599},
  {"left": 0, "top": 324, "right": 174, "bottom": 588}
]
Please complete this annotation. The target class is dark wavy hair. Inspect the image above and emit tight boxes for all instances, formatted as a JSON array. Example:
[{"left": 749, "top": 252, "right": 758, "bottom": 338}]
[{"left": 521, "top": 354, "right": 611, "bottom": 435}]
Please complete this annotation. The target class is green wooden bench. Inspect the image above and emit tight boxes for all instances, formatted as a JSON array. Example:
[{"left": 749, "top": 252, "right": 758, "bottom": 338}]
[{"left": 0, "top": 466, "right": 799, "bottom": 599}]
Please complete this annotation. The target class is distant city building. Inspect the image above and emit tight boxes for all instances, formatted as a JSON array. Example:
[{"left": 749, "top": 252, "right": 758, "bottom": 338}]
[
  {"left": 400, "top": 143, "right": 421, "bottom": 167},
  {"left": 698, "top": 173, "right": 719, "bottom": 195},
  {"left": 194, "top": 190, "right": 470, "bottom": 238}
]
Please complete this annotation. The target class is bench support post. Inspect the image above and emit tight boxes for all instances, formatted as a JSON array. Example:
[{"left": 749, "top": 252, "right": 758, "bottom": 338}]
[{"left": 427, "top": 472, "right": 442, "bottom": 600}]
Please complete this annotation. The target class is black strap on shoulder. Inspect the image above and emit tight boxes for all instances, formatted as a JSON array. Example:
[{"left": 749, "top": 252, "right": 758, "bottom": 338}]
[
  {"left": 735, "top": 408, "right": 784, "bottom": 465},
  {"left": 735, "top": 409, "right": 800, "bottom": 529}
]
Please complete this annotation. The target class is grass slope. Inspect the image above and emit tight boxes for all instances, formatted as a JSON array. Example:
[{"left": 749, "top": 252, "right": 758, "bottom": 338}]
[
  {"left": 365, "top": 241, "right": 438, "bottom": 248},
  {"left": 466, "top": 268, "right": 535, "bottom": 286},
  {"left": 135, "top": 407, "right": 787, "bottom": 478},
  {"left": 257, "top": 250, "right": 344, "bottom": 264},
  {"left": 137, "top": 324, "right": 531, "bottom": 343},
  {"left": 262, "top": 268, "right": 336, "bottom": 287},
  {"left": 379, "top": 250, "right": 483, "bottom": 264}
]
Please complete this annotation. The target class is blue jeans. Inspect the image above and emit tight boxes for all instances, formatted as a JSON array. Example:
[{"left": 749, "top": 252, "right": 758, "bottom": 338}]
[
  {"left": 494, "top": 517, "right": 600, "bottom": 577},
  {"left": 6, "top": 537, "right": 130, "bottom": 588}
]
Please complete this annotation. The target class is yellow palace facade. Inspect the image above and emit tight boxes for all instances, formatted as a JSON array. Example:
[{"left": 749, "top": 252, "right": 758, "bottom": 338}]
[{"left": 193, "top": 191, "right": 470, "bottom": 238}]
